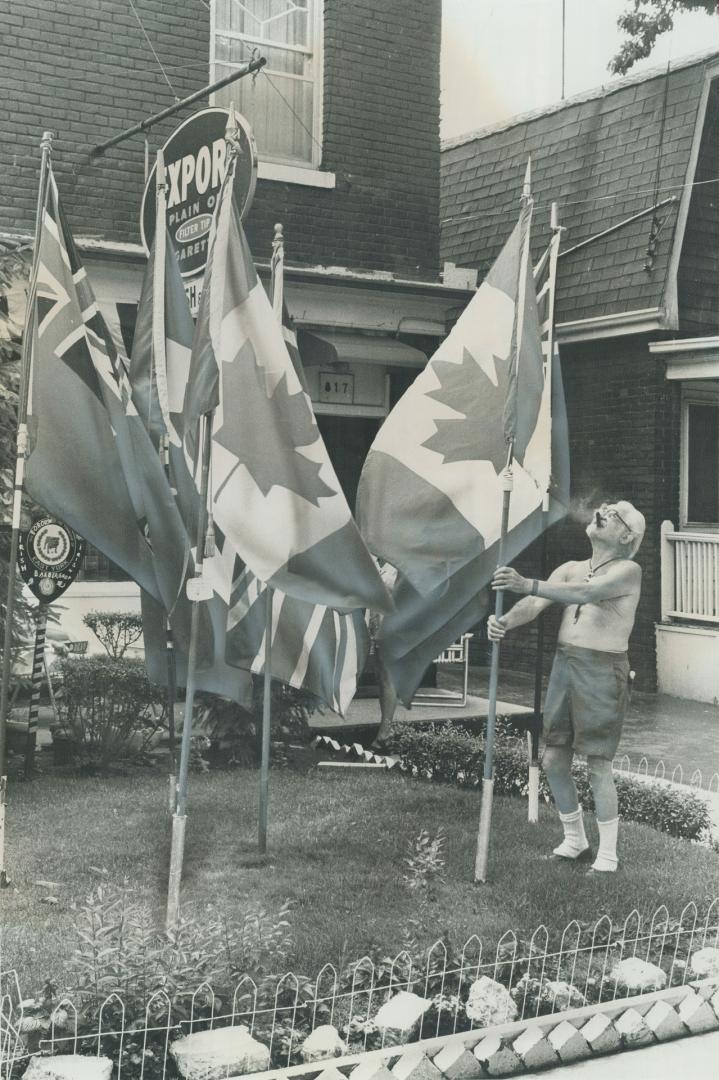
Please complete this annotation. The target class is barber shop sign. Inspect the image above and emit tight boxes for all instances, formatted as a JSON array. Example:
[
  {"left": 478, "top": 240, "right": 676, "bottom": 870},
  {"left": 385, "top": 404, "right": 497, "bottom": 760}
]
[{"left": 141, "top": 106, "right": 257, "bottom": 311}]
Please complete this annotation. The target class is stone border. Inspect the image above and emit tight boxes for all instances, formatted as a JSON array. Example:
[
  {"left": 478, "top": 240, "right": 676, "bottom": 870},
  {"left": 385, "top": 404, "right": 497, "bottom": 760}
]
[{"left": 234, "top": 980, "right": 719, "bottom": 1080}]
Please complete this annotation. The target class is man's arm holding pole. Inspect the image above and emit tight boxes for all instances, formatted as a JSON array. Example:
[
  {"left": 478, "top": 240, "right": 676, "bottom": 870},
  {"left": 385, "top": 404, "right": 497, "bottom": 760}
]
[
  {"left": 488, "top": 562, "right": 571, "bottom": 638},
  {"left": 493, "top": 560, "right": 641, "bottom": 610}
]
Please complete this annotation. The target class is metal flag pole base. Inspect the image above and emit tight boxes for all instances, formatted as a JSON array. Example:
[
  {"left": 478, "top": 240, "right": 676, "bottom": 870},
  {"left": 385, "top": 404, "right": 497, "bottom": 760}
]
[
  {"left": 0, "top": 776, "right": 10, "bottom": 887},
  {"left": 474, "top": 777, "right": 494, "bottom": 883},
  {"left": 166, "top": 812, "right": 187, "bottom": 931},
  {"left": 527, "top": 750, "right": 540, "bottom": 824}
]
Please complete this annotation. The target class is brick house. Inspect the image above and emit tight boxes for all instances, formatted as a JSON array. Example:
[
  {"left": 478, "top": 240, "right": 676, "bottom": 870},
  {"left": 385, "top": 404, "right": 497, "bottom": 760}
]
[
  {"left": 2, "top": 0, "right": 471, "bottom": 646},
  {"left": 441, "top": 50, "right": 719, "bottom": 701}
]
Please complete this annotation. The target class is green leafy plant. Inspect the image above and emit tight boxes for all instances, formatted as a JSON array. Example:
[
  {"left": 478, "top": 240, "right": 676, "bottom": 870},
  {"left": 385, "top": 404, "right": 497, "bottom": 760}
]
[
  {"left": 23, "top": 881, "right": 300, "bottom": 1073},
  {"left": 83, "top": 610, "right": 144, "bottom": 659},
  {"left": 53, "top": 655, "right": 167, "bottom": 771},
  {"left": 610, "top": 1, "right": 715, "bottom": 75},
  {"left": 402, "top": 828, "right": 446, "bottom": 899}
]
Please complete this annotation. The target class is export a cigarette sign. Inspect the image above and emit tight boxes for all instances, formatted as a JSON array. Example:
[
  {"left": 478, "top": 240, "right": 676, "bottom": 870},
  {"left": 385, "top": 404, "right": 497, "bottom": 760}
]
[{"left": 141, "top": 107, "right": 257, "bottom": 283}]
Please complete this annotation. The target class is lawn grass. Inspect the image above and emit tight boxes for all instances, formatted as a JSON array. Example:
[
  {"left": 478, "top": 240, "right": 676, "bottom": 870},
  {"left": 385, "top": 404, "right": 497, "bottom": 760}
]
[{"left": 2, "top": 766, "right": 719, "bottom": 994}]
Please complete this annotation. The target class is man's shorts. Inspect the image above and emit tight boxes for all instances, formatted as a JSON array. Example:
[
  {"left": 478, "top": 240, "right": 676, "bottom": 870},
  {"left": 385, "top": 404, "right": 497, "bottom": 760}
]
[{"left": 543, "top": 644, "right": 631, "bottom": 760}]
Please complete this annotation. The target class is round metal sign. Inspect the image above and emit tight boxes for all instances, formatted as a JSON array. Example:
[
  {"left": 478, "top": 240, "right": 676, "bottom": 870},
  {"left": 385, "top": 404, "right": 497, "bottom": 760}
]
[
  {"left": 140, "top": 107, "right": 257, "bottom": 279},
  {"left": 18, "top": 516, "right": 86, "bottom": 604}
]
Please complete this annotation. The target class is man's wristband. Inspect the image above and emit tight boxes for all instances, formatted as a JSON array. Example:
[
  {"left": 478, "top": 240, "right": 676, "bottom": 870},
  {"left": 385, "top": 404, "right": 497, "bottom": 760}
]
[{"left": 531, "top": 579, "right": 539, "bottom": 596}]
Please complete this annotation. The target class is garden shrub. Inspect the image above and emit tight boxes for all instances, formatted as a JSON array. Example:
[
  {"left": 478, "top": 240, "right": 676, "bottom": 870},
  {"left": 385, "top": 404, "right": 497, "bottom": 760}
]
[
  {"left": 390, "top": 725, "right": 712, "bottom": 841},
  {"left": 53, "top": 655, "right": 167, "bottom": 771},
  {"left": 83, "top": 610, "right": 143, "bottom": 658}
]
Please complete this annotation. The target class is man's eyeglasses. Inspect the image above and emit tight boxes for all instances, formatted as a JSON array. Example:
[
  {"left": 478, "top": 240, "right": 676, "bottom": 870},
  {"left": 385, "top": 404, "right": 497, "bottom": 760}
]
[{"left": 600, "top": 503, "right": 633, "bottom": 533}]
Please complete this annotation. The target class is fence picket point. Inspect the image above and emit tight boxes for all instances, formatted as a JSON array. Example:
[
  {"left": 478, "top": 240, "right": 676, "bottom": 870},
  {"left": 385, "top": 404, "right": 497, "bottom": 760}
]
[{"left": 232, "top": 976, "right": 258, "bottom": 1034}]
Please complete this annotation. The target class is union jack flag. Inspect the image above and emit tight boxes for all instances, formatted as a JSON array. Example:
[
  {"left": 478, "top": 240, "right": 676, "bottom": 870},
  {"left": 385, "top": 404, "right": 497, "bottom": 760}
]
[{"left": 25, "top": 167, "right": 194, "bottom": 651}]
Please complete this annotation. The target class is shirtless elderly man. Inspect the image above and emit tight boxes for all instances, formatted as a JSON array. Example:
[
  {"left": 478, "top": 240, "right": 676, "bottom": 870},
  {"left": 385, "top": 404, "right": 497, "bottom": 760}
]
[{"left": 488, "top": 500, "right": 645, "bottom": 875}]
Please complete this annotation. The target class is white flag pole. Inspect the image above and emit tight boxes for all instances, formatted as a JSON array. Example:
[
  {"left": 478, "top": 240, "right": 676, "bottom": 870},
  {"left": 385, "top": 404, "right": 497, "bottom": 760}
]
[
  {"left": 528, "top": 202, "right": 563, "bottom": 824},
  {"left": 258, "top": 222, "right": 285, "bottom": 853},
  {"left": 475, "top": 159, "right": 533, "bottom": 883},
  {"left": 152, "top": 149, "right": 179, "bottom": 814},
  {"left": 166, "top": 413, "right": 213, "bottom": 929},
  {"left": 167, "top": 110, "right": 241, "bottom": 927}
]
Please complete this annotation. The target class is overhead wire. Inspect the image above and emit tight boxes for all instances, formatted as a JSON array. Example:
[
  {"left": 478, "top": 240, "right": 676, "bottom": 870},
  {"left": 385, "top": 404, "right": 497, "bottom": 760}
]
[{"left": 128, "top": 0, "right": 180, "bottom": 101}]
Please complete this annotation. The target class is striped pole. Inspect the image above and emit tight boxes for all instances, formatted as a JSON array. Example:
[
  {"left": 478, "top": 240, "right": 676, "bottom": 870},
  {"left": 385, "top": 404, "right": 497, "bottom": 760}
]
[{"left": 25, "top": 606, "right": 47, "bottom": 778}]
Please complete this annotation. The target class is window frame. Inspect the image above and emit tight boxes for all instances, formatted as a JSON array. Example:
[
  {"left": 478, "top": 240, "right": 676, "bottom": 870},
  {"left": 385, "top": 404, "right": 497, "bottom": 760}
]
[
  {"left": 209, "top": 0, "right": 325, "bottom": 173},
  {"left": 680, "top": 382, "right": 719, "bottom": 530}
]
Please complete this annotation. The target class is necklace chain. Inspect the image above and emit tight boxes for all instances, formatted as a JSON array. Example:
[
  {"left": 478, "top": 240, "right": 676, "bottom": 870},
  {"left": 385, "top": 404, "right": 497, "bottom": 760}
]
[
  {"left": 574, "top": 556, "right": 625, "bottom": 621},
  {"left": 587, "top": 555, "right": 623, "bottom": 578}
]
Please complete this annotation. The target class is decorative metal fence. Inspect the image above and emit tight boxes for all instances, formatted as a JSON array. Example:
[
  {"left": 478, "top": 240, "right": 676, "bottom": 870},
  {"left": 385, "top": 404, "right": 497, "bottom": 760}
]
[
  {"left": 613, "top": 753, "right": 719, "bottom": 794},
  {"left": 3, "top": 898, "right": 719, "bottom": 1080}
]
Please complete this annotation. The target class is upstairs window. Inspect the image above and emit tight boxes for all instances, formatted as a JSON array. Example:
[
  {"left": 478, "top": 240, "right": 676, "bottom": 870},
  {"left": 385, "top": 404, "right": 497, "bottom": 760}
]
[{"left": 211, "top": 0, "right": 323, "bottom": 168}]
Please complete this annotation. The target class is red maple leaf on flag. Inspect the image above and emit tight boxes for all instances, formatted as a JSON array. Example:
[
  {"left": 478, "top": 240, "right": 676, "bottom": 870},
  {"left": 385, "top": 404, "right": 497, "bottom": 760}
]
[
  {"left": 422, "top": 345, "right": 510, "bottom": 471},
  {"left": 213, "top": 339, "right": 336, "bottom": 505}
]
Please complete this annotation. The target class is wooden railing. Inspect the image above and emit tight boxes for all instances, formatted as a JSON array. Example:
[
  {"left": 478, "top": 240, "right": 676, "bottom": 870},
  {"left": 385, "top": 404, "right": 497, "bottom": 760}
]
[{"left": 660, "top": 521, "right": 719, "bottom": 623}]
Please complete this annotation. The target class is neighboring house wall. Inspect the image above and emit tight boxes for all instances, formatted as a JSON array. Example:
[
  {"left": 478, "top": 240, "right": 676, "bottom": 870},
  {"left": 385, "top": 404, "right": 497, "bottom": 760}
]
[
  {"left": 497, "top": 338, "right": 681, "bottom": 691},
  {"left": 1, "top": 0, "right": 440, "bottom": 278}
]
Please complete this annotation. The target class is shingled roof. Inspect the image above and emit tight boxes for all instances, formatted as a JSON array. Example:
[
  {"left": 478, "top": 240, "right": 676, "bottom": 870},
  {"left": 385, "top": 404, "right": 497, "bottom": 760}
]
[{"left": 440, "top": 50, "right": 719, "bottom": 332}]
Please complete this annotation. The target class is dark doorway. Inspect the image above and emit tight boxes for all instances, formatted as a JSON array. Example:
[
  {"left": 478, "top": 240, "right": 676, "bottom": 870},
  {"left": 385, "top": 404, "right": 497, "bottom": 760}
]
[{"left": 316, "top": 415, "right": 381, "bottom": 512}]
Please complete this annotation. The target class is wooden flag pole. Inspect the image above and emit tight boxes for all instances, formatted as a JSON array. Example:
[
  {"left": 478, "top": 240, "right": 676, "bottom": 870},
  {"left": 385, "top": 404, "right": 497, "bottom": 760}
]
[
  {"left": 152, "top": 148, "right": 178, "bottom": 812},
  {"left": 258, "top": 586, "right": 273, "bottom": 853},
  {"left": 24, "top": 605, "right": 48, "bottom": 779},
  {"left": 474, "top": 443, "right": 514, "bottom": 883},
  {"left": 0, "top": 130, "right": 53, "bottom": 886},
  {"left": 166, "top": 413, "right": 213, "bottom": 931},
  {"left": 528, "top": 525, "right": 547, "bottom": 823},
  {"left": 528, "top": 202, "right": 562, "bottom": 823},
  {"left": 257, "top": 222, "right": 285, "bottom": 854},
  {"left": 475, "top": 160, "right": 533, "bottom": 884}
]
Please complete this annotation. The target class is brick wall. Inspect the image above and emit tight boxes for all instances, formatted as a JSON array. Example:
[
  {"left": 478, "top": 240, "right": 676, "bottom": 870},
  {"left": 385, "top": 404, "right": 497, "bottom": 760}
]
[
  {"left": 678, "top": 78, "right": 719, "bottom": 334},
  {"left": 1, "top": 0, "right": 440, "bottom": 278},
  {"left": 496, "top": 337, "right": 681, "bottom": 691}
]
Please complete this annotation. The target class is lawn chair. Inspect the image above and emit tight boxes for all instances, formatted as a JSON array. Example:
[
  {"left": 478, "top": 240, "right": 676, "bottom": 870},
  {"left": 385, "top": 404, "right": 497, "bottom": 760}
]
[{"left": 412, "top": 633, "right": 474, "bottom": 708}]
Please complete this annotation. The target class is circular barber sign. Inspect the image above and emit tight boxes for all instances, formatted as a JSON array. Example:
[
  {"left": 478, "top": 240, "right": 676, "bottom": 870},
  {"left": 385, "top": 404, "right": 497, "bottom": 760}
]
[
  {"left": 18, "top": 516, "right": 86, "bottom": 604},
  {"left": 141, "top": 107, "right": 257, "bottom": 279}
]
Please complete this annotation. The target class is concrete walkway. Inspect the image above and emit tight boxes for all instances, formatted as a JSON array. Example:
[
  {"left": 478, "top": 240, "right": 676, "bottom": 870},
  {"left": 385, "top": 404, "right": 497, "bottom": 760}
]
[{"left": 461, "top": 665, "right": 719, "bottom": 781}]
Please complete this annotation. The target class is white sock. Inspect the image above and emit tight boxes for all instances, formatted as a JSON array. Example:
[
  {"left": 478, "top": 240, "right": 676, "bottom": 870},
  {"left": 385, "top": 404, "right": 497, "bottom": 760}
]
[
  {"left": 591, "top": 817, "right": 619, "bottom": 872},
  {"left": 553, "top": 808, "right": 589, "bottom": 858}
]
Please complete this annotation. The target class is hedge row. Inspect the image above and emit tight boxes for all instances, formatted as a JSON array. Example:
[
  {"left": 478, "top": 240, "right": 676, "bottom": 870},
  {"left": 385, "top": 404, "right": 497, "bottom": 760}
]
[{"left": 389, "top": 726, "right": 712, "bottom": 842}]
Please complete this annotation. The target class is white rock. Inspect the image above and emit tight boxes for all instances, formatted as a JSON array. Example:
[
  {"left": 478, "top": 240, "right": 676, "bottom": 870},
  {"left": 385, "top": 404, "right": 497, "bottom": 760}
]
[
  {"left": 301, "top": 1024, "right": 347, "bottom": 1063},
  {"left": 580, "top": 1013, "right": 621, "bottom": 1055},
  {"left": 678, "top": 990, "right": 719, "bottom": 1034},
  {"left": 170, "top": 1025, "right": 270, "bottom": 1080},
  {"left": 544, "top": 980, "right": 584, "bottom": 1010},
  {"left": 615, "top": 1007, "right": 654, "bottom": 1047},
  {"left": 690, "top": 946, "right": 719, "bottom": 979},
  {"left": 644, "top": 999, "right": 686, "bottom": 1041},
  {"left": 374, "top": 991, "right": 432, "bottom": 1038},
  {"left": 23, "top": 1056, "right": 113, "bottom": 1080},
  {"left": 465, "top": 977, "right": 518, "bottom": 1027},
  {"left": 548, "top": 1019, "right": 591, "bottom": 1062},
  {"left": 611, "top": 957, "right": 667, "bottom": 993},
  {"left": 512, "top": 1026, "right": 557, "bottom": 1070}
]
